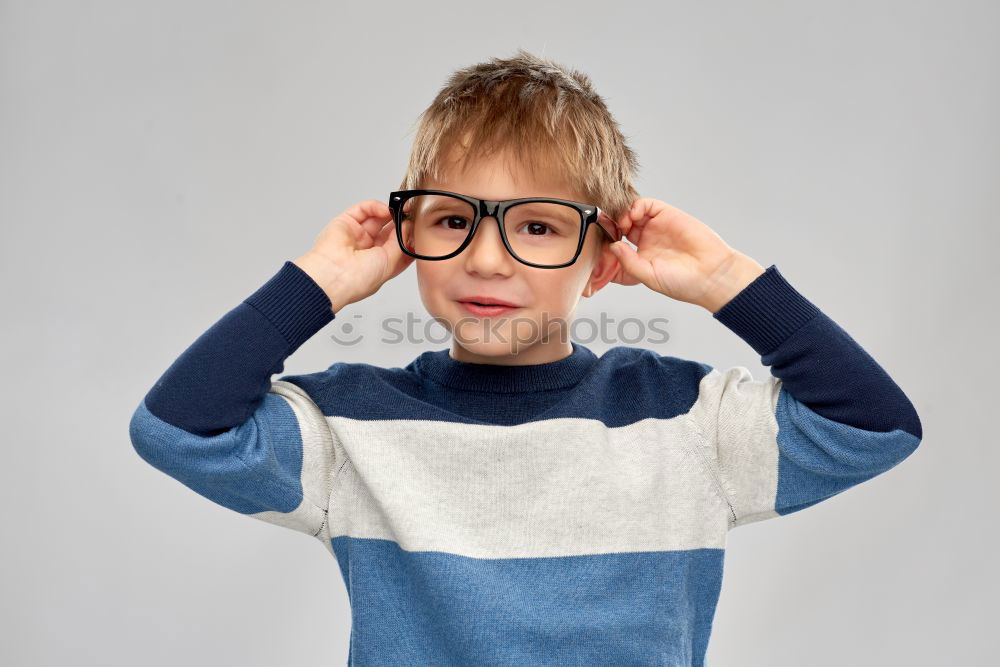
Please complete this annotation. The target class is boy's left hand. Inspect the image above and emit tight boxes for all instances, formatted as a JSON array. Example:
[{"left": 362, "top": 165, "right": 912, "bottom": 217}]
[{"left": 608, "top": 198, "right": 766, "bottom": 314}]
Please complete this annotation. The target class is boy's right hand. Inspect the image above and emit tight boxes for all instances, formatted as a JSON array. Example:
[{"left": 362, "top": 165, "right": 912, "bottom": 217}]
[{"left": 293, "top": 199, "right": 415, "bottom": 313}]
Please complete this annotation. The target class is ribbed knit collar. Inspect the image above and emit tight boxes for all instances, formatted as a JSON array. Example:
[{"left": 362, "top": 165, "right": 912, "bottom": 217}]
[{"left": 413, "top": 341, "right": 598, "bottom": 393}]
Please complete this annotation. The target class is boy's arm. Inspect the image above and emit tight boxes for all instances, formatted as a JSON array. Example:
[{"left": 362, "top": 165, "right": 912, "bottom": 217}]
[
  {"left": 129, "top": 261, "right": 339, "bottom": 539},
  {"left": 684, "top": 264, "right": 923, "bottom": 529}
]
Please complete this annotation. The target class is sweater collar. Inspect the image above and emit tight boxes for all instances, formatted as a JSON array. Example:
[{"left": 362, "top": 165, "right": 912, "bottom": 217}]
[{"left": 413, "top": 341, "right": 598, "bottom": 393}]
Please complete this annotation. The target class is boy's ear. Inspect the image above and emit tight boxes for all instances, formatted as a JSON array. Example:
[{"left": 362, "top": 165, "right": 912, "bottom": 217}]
[{"left": 581, "top": 238, "right": 620, "bottom": 298}]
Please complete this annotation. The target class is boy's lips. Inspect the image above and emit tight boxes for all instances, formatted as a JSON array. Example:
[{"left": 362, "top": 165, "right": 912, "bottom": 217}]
[
  {"left": 455, "top": 297, "right": 522, "bottom": 317},
  {"left": 456, "top": 295, "right": 521, "bottom": 308}
]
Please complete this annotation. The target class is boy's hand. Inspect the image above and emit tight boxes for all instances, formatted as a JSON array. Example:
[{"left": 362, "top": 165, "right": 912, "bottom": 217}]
[
  {"left": 293, "top": 200, "right": 414, "bottom": 313},
  {"left": 609, "top": 198, "right": 766, "bottom": 314}
]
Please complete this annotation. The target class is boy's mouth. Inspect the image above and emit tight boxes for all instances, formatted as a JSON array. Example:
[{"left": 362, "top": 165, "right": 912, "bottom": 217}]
[
  {"left": 457, "top": 295, "right": 520, "bottom": 307},
  {"left": 456, "top": 297, "right": 522, "bottom": 316}
]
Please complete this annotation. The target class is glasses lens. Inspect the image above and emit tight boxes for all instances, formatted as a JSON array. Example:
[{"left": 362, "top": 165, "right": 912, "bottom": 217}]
[
  {"left": 504, "top": 201, "right": 582, "bottom": 266},
  {"left": 400, "top": 194, "right": 477, "bottom": 258}
]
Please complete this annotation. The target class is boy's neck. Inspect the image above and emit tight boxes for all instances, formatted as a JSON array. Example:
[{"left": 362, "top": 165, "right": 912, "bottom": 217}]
[
  {"left": 416, "top": 340, "right": 598, "bottom": 394},
  {"left": 448, "top": 339, "right": 574, "bottom": 367}
]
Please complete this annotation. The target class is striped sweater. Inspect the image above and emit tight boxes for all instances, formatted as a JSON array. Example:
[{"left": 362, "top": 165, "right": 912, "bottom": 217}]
[{"left": 129, "top": 260, "right": 922, "bottom": 666}]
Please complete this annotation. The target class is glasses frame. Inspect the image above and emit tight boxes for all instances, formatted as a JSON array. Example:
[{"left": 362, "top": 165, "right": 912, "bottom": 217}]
[{"left": 388, "top": 189, "right": 623, "bottom": 269}]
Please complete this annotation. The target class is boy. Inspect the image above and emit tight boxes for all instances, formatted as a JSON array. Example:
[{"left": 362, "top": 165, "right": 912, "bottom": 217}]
[{"left": 129, "top": 50, "right": 922, "bottom": 666}]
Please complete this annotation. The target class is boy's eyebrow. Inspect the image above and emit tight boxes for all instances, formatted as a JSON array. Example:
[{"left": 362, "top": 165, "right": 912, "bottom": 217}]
[
  {"left": 419, "top": 190, "right": 603, "bottom": 212},
  {"left": 410, "top": 196, "right": 474, "bottom": 219},
  {"left": 454, "top": 191, "right": 586, "bottom": 204},
  {"left": 422, "top": 197, "right": 469, "bottom": 212}
]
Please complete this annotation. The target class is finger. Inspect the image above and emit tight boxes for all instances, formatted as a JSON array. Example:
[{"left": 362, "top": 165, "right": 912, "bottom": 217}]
[
  {"left": 619, "top": 214, "right": 648, "bottom": 247},
  {"left": 611, "top": 264, "right": 642, "bottom": 286},
  {"left": 627, "top": 198, "right": 653, "bottom": 223},
  {"left": 623, "top": 201, "right": 657, "bottom": 240},
  {"left": 610, "top": 241, "right": 658, "bottom": 289},
  {"left": 359, "top": 216, "right": 388, "bottom": 246},
  {"left": 355, "top": 226, "right": 376, "bottom": 250},
  {"left": 340, "top": 201, "right": 391, "bottom": 244},
  {"left": 374, "top": 219, "right": 394, "bottom": 247},
  {"left": 635, "top": 197, "right": 668, "bottom": 220},
  {"left": 381, "top": 221, "right": 414, "bottom": 278},
  {"left": 330, "top": 201, "right": 383, "bottom": 245},
  {"left": 609, "top": 258, "right": 641, "bottom": 286},
  {"left": 356, "top": 220, "right": 387, "bottom": 253},
  {"left": 354, "top": 218, "right": 383, "bottom": 250},
  {"left": 360, "top": 201, "right": 394, "bottom": 235},
  {"left": 615, "top": 211, "right": 632, "bottom": 237},
  {"left": 624, "top": 208, "right": 669, "bottom": 247},
  {"left": 609, "top": 243, "right": 642, "bottom": 286},
  {"left": 343, "top": 199, "right": 392, "bottom": 225}
]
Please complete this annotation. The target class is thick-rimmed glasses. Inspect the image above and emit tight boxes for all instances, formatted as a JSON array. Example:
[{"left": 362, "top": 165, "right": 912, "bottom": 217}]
[{"left": 388, "top": 189, "right": 622, "bottom": 269}]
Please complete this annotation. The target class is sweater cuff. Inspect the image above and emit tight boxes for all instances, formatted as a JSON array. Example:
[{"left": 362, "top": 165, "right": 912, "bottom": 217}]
[
  {"left": 712, "top": 264, "right": 821, "bottom": 356},
  {"left": 243, "top": 260, "right": 336, "bottom": 351}
]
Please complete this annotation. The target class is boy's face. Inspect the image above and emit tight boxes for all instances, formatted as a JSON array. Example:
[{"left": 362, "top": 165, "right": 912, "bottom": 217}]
[{"left": 415, "top": 151, "right": 621, "bottom": 365}]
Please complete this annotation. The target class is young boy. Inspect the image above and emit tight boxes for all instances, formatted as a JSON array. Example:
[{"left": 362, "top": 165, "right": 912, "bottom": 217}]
[{"left": 129, "top": 50, "right": 922, "bottom": 666}]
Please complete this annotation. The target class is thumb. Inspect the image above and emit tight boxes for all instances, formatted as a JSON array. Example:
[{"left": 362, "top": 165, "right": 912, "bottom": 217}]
[
  {"left": 611, "top": 241, "right": 657, "bottom": 288},
  {"left": 379, "top": 221, "right": 414, "bottom": 279}
]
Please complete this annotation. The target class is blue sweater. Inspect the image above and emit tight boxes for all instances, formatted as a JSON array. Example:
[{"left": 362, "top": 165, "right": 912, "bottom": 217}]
[{"left": 129, "top": 260, "right": 922, "bottom": 666}]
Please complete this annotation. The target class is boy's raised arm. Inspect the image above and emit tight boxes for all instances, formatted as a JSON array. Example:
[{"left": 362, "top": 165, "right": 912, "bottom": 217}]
[
  {"left": 129, "top": 261, "right": 340, "bottom": 538},
  {"left": 608, "top": 197, "right": 923, "bottom": 529},
  {"left": 128, "top": 199, "right": 415, "bottom": 539},
  {"left": 141, "top": 260, "right": 334, "bottom": 436},
  {"left": 685, "top": 264, "right": 923, "bottom": 528}
]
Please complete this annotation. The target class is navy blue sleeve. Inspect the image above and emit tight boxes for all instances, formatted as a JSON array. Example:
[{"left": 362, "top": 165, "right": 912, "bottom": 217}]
[
  {"left": 129, "top": 261, "right": 341, "bottom": 538},
  {"left": 142, "top": 260, "right": 335, "bottom": 435},
  {"left": 687, "top": 265, "right": 922, "bottom": 528}
]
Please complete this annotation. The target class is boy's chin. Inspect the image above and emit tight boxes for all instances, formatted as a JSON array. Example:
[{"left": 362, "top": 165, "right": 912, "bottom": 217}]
[
  {"left": 450, "top": 323, "right": 545, "bottom": 359},
  {"left": 453, "top": 337, "right": 526, "bottom": 359}
]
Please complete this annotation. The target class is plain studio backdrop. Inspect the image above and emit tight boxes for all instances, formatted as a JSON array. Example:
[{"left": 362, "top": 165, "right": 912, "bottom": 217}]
[{"left": 1, "top": 1, "right": 994, "bottom": 665}]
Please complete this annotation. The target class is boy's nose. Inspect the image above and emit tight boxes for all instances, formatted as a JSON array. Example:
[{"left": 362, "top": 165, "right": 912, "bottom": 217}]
[{"left": 463, "top": 216, "right": 514, "bottom": 274}]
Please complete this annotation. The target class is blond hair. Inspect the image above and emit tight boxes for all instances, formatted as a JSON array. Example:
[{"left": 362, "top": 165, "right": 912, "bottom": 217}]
[{"left": 397, "top": 49, "right": 640, "bottom": 245}]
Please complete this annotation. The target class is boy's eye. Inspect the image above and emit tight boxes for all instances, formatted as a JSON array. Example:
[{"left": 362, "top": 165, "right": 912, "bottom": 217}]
[
  {"left": 423, "top": 215, "right": 565, "bottom": 237},
  {"left": 435, "top": 215, "right": 470, "bottom": 230},
  {"left": 518, "top": 221, "right": 561, "bottom": 237}
]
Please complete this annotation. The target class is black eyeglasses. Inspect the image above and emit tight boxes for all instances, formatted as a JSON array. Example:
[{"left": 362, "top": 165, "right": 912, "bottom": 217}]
[{"left": 388, "top": 189, "right": 622, "bottom": 269}]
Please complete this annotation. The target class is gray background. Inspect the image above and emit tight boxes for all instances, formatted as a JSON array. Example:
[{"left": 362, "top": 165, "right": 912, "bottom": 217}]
[{"left": 2, "top": 1, "right": 995, "bottom": 665}]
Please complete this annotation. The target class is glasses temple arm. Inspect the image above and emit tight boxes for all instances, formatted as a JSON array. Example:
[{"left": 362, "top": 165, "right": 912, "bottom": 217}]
[{"left": 596, "top": 210, "right": 624, "bottom": 242}]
